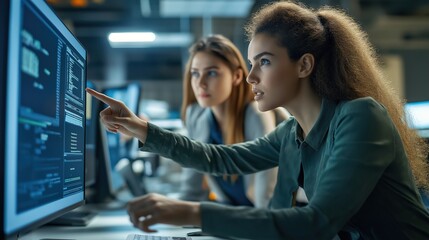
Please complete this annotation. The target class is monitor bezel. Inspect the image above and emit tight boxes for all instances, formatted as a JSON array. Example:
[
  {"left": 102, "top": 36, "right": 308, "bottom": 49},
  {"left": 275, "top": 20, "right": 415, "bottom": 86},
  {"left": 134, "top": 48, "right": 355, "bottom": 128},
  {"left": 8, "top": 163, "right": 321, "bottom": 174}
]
[
  {"left": 99, "top": 121, "right": 118, "bottom": 197},
  {"left": 0, "top": 0, "right": 11, "bottom": 237},
  {"left": 85, "top": 81, "right": 99, "bottom": 188},
  {"left": 2, "top": 0, "right": 87, "bottom": 237}
]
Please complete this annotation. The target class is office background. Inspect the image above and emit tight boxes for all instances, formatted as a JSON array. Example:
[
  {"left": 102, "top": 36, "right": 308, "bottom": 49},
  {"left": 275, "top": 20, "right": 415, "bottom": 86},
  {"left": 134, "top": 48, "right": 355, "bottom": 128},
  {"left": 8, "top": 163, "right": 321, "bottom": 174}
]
[
  {"left": 46, "top": 0, "right": 429, "bottom": 112},
  {"left": 2, "top": 1, "right": 427, "bottom": 238}
]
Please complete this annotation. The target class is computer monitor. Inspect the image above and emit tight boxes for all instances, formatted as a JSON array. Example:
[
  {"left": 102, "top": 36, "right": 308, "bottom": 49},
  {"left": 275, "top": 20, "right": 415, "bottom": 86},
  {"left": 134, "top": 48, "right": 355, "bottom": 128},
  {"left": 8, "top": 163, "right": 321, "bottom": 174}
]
[
  {"left": 405, "top": 100, "right": 429, "bottom": 138},
  {"left": 1, "top": 0, "right": 87, "bottom": 238},
  {"left": 102, "top": 83, "right": 141, "bottom": 195}
]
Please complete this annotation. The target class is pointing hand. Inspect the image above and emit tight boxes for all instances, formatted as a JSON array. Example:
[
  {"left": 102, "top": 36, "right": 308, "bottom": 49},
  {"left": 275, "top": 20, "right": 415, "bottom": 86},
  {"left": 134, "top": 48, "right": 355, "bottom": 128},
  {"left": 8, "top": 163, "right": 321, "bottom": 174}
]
[{"left": 86, "top": 88, "right": 148, "bottom": 143}]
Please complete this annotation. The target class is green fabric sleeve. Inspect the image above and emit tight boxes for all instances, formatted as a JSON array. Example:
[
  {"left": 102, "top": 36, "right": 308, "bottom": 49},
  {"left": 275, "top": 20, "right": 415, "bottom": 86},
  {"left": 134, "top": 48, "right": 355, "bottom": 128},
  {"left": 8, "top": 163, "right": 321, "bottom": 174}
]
[{"left": 140, "top": 121, "right": 283, "bottom": 175}]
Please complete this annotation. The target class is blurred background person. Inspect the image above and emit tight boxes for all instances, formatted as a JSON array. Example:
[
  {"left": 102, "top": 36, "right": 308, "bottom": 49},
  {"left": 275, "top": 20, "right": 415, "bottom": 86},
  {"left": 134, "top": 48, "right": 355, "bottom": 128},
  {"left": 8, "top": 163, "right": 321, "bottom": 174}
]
[{"left": 178, "top": 35, "right": 284, "bottom": 207}]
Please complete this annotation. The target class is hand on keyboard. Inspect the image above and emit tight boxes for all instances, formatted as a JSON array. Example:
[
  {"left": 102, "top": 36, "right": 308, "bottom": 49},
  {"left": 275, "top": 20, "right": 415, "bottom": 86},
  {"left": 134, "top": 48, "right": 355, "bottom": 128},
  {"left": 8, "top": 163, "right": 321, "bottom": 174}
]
[{"left": 127, "top": 193, "right": 201, "bottom": 233}]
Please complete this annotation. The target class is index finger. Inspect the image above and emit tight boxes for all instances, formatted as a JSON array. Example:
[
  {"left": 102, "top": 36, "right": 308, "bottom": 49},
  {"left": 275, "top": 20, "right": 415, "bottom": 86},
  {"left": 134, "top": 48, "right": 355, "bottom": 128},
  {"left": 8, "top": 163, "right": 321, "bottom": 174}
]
[{"left": 86, "top": 87, "right": 117, "bottom": 106}]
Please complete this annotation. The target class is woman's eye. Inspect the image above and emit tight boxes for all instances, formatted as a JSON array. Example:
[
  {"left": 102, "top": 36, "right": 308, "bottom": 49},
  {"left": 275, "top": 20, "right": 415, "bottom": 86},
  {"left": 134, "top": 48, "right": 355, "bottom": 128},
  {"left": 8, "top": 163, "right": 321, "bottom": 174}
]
[
  {"left": 191, "top": 71, "right": 199, "bottom": 78},
  {"left": 207, "top": 70, "right": 218, "bottom": 77},
  {"left": 260, "top": 58, "right": 270, "bottom": 66}
]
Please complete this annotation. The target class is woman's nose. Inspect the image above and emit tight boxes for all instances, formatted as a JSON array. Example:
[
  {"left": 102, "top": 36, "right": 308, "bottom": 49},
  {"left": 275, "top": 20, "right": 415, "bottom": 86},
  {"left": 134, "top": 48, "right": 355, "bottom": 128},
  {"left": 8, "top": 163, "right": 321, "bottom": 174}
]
[
  {"left": 246, "top": 68, "right": 257, "bottom": 85},
  {"left": 198, "top": 76, "right": 207, "bottom": 89}
]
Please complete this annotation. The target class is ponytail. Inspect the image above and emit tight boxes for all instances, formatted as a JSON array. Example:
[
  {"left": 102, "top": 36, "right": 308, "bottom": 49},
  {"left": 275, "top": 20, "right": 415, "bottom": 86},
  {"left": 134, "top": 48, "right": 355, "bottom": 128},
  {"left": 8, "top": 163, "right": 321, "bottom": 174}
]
[{"left": 317, "top": 8, "right": 429, "bottom": 188}]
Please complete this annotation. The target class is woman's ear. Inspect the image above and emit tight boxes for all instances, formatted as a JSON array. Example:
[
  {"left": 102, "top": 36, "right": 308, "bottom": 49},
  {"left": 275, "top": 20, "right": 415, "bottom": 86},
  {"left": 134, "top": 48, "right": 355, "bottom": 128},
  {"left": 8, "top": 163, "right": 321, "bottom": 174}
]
[
  {"left": 233, "top": 68, "right": 243, "bottom": 86},
  {"left": 297, "top": 53, "right": 315, "bottom": 79}
]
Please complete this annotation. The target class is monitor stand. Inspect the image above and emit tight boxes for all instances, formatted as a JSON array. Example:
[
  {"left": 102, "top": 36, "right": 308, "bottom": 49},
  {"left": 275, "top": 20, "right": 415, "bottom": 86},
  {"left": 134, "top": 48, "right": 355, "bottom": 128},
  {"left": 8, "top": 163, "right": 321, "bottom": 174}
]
[{"left": 47, "top": 207, "right": 96, "bottom": 226}]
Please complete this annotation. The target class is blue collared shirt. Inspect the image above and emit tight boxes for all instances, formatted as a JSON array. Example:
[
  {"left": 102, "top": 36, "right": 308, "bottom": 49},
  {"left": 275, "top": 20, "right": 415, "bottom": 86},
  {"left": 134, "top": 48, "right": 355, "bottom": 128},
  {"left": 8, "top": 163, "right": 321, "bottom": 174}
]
[{"left": 208, "top": 111, "right": 253, "bottom": 207}]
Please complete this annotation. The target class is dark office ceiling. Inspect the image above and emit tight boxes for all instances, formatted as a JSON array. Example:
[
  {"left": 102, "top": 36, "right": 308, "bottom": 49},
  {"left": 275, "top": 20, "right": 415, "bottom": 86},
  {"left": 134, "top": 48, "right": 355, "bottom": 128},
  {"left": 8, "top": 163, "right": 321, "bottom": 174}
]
[{"left": 47, "top": 0, "right": 429, "bottom": 84}]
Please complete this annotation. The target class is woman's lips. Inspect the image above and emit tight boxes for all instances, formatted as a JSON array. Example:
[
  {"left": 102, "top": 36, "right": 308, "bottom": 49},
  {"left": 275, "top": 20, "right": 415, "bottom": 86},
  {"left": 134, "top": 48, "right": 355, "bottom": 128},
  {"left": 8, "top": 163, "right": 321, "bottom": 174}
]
[
  {"left": 252, "top": 89, "right": 264, "bottom": 101},
  {"left": 199, "top": 93, "right": 210, "bottom": 98}
]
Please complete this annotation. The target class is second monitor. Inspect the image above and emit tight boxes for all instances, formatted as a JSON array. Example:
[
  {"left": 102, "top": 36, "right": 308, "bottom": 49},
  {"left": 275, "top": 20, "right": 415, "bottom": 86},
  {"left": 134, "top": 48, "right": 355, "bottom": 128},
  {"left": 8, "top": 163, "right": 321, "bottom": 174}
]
[{"left": 102, "top": 83, "right": 142, "bottom": 197}]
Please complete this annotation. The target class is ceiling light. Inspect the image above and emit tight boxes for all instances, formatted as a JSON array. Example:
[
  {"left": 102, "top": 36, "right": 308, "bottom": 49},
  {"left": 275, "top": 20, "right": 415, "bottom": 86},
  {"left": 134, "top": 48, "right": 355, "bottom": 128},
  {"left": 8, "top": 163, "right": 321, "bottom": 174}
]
[
  {"left": 108, "top": 32, "right": 156, "bottom": 43},
  {"left": 108, "top": 33, "right": 193, "bottom": 48}
]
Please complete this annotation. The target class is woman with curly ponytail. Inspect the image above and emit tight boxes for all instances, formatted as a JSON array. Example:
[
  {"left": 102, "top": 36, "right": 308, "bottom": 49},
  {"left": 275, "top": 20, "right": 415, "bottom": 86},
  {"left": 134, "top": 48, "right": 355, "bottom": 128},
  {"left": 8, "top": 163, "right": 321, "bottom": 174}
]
[{"left": 87, "top": 1, "right": 429, "bottom": 239}]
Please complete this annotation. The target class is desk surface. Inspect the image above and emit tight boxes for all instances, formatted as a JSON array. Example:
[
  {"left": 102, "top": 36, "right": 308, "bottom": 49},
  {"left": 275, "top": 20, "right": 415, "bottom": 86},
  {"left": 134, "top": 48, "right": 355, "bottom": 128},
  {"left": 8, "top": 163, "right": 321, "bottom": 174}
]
[{"left": 20, "top": 207, "right": 223, "bottom": 240}]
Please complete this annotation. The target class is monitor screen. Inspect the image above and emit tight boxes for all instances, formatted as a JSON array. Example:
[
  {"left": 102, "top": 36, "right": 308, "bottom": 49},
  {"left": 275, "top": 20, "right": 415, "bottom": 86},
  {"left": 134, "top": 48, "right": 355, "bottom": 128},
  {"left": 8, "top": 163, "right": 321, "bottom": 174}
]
[
  {"left": 85, "top": 81, "right": 98, "bottom": 187},
  {"left": 405, "top": 101, "right": 429, "bottom": 138},
  {"left": 102, "top": 83, "right": 141, "bottom": 194},
  {"left": 2, "top": 0, "right": 86, "bottom": 237}
]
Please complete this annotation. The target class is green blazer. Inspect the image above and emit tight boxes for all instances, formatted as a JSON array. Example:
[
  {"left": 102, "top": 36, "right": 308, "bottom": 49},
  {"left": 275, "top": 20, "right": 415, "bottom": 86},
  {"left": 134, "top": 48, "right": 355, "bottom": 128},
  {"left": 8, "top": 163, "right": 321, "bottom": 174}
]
[{"left": 141, "top": 97, "right": 429, "bottom": 240}]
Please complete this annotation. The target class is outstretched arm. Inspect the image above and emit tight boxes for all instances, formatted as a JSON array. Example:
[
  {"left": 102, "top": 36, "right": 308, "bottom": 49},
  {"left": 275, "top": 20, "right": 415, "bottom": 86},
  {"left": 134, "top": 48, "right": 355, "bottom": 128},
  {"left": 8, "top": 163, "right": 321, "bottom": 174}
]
[{"left": 88, "top": 88, "right": 281, "bottom": 175}]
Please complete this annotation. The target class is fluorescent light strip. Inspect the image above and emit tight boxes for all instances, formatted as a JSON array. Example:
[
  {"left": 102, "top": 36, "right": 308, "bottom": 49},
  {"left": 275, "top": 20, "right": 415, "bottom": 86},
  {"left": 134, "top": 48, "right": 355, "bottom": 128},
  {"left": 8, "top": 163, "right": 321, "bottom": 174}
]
[
  {"left": 108, "top": 33, "right": 194, "bottom": 48},
  {"left": 108, "top": 32, "right": 156, "bottom": 42}
]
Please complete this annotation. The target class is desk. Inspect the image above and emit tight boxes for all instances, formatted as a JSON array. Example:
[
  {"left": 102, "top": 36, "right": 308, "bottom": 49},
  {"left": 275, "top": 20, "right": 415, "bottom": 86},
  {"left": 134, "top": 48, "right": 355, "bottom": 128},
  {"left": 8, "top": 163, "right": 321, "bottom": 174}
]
[{"left": 20, "top": 207, "right": 223, "bottom": 240}]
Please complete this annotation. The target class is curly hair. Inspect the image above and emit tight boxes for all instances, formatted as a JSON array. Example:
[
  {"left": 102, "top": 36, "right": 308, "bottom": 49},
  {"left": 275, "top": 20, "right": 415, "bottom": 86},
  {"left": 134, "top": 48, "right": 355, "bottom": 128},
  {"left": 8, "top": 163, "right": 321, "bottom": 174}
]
[{"left": 245, "top": 1, "right": 429, "bottom": 188}]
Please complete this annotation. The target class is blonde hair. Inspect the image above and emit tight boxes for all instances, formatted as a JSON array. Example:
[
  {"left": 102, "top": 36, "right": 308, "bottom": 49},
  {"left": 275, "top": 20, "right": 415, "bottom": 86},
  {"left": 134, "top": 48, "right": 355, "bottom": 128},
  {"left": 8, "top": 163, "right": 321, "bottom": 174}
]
[
  {"left": 181, "top": 35, "right": 253, "bottom": 145},
  {"left": 245, "top": 1, "right": 429, "bottom": 187}
]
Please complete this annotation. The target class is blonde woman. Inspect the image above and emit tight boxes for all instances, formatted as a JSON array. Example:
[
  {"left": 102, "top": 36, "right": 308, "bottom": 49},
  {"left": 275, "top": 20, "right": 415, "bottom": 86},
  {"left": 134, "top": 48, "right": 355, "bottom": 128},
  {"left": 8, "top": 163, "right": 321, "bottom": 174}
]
[{"left": 179, "top": 35, "right": 280, "bottom": 208}]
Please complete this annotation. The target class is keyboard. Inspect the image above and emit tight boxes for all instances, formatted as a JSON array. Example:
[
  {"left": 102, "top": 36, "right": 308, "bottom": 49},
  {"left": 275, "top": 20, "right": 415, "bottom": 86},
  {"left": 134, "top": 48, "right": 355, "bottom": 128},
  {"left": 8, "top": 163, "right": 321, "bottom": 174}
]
[{"left": 126, "top": 234, "right": 192, "bottom": 240}]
